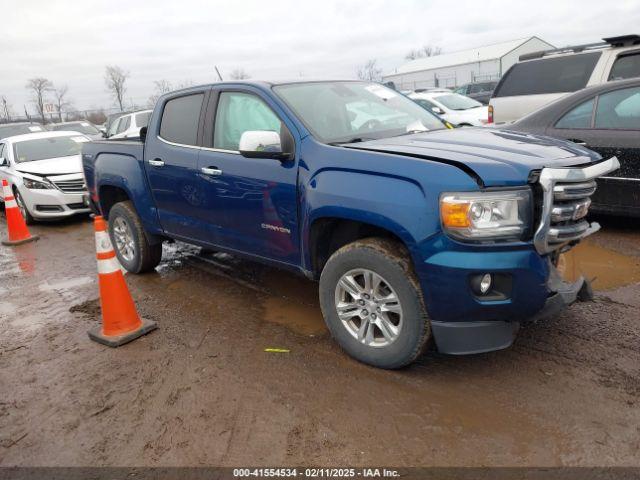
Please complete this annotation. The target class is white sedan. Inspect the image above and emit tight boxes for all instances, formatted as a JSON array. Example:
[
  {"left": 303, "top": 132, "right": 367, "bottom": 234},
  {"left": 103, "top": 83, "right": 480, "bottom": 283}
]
[
  {"left": 0, "top": 131, "right": 91, "bottom": 223},
  {"left": 408, "top": 91, "right": 489, "bottom": 127}
]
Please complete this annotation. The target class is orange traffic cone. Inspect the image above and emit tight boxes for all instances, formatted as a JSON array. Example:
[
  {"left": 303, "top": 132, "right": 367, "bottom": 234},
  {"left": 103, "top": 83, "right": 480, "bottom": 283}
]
[
  {"left": 1, "top": 179, "right": 39, "bottom": 246},
  {"left": 88, "top": 215, "right": 157, "bottom": 347}
]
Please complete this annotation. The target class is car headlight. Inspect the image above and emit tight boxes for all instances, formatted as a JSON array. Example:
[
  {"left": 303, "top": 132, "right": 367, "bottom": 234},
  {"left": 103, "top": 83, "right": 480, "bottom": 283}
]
[
  {"left": 440, "top": 189, "right": 532, "bottom": 242},
  {"left": 22, "top": 177, "right": 54, "bottom": 190}
]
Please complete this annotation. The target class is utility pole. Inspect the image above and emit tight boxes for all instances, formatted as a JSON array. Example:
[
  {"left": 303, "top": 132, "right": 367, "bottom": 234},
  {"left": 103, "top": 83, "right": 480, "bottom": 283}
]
[{"left": 214, "top": 66, "right": 223, "bottom": 81}]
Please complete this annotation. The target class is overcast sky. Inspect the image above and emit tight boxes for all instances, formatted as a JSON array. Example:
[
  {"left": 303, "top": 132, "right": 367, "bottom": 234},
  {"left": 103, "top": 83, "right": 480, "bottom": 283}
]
[{"left": 3, "top": 0, "right": 639, "bottom": 115}]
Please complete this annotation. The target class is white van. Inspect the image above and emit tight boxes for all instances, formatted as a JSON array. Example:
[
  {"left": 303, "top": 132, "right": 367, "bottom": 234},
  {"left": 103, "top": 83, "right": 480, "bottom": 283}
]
[
  {"left": 489, "top": 35, "right": 640, "bottom": 124},
  {"left": 106, "top": 110, "right": 152, "bottom": 139}
]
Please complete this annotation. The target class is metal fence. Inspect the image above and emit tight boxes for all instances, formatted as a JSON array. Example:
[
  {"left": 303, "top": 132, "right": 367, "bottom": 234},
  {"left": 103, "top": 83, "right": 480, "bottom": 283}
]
[{"left": 392, "top": 71, "right": 501, "bottom": 91}]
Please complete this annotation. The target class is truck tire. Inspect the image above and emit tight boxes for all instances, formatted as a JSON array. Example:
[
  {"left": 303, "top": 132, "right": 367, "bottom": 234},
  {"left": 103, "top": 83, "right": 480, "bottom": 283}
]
[
  {"left": 319, "top": 238, "right": 431, "bottom": 369},
  {"left": 108, "top": 201, "right": 162, "bottom": 273}
]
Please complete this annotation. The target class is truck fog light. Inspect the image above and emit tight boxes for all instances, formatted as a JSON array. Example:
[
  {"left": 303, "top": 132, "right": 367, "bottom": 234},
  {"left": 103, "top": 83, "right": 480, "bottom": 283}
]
[
  {"left": 480, "top": 273, "right": 492, "bottom": 294},
  {"left": 470, "top": 273, "right": 494, "bottom": 296}
]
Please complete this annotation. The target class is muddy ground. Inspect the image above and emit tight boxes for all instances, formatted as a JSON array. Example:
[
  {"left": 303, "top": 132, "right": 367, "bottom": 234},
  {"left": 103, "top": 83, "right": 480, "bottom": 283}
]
[{"left": 0, "top": 211, "right": 639, "bottom": 468}]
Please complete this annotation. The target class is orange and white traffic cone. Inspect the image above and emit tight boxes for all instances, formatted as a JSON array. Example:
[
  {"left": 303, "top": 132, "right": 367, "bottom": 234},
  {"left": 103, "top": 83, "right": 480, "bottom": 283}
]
[
  {"left": 88, "top": 215, "right": 157, "bottom": 347},
  {"left": 1, "top": 179, "right": 39, "bottom": 246}
]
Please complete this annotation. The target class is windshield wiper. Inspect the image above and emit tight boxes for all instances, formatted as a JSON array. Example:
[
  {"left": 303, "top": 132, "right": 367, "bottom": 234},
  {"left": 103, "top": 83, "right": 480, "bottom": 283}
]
[
  {"left": 328, "top": 137, "right": 372, "bottom": 145},
  {"left": 391, "top": 129, "right": 429, "bottom": 138}
]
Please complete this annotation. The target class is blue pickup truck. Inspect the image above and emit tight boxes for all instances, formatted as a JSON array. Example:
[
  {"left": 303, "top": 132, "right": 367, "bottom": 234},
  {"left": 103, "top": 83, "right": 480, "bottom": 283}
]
[{"left": 82, "top": 80, "right": 619, "bottom": 368}]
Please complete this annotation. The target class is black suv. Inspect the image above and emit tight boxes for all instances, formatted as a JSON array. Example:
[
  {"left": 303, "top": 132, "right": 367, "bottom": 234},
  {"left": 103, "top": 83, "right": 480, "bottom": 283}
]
[{"left": 454, "top": 81, "right": 498, "bottom": 105}]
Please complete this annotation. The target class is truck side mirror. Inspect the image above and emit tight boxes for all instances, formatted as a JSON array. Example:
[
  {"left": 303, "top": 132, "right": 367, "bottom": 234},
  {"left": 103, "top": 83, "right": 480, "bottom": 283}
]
[
  {"left": 239, "top": 130, "right": 292, "bottom": 161},
  {"left": 140, "top": 126, "right": 147, "bottom": 143},
  {"left": 0, "top": 157, "right": 7, "bottom": 167}
]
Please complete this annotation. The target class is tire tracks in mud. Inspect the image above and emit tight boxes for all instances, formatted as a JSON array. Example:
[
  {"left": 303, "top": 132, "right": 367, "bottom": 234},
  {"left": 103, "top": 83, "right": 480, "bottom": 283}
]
[{"left": 513, "top": 294, "right": 640, "bottom": 398}]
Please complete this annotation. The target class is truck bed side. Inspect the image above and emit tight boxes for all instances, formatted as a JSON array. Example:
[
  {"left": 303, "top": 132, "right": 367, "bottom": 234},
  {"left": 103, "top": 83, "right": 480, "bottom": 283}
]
[{"left": 82, "top": 140, "right": 163, "bottom": 237}]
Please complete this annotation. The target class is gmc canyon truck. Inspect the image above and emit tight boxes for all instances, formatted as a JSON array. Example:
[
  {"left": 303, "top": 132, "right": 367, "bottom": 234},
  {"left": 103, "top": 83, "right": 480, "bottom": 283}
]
[{"left": 82, "top": 80, "right": 619, "bottom": 368}]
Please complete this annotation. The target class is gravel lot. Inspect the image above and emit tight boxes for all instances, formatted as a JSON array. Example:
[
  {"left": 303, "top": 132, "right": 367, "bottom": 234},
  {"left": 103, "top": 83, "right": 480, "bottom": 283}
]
[{"left": 0, "top": 211, "right": 639, "bottom": 467}]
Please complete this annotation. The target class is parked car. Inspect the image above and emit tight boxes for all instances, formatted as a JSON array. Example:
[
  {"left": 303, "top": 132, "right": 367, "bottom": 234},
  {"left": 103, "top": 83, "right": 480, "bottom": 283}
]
[
  {"left": 490, "top": 34, "right": 640, "bottom": 124},
  {"left": 83, "top": 80, "right": 618, "bottom": 368},
  {"left": 0, "top": 131, "right": 92, "bottom": 223},
  {"left": 508, "top": 78, "right": 640, "bottom": 217},
  {"left": 0, "top": 122, "right": 45, "bottom": 140},
  {"left": 454, "top": 81, "right": 498, "bottom": 105},
  {"left": 50, "top": 121, "right": 103, "bottom": 140},
  {"left": 105, "top": 110, "right": 152, "bottom": 139},
  {"left": 409, "top": 91, "right": 488, "bottom": 126}
]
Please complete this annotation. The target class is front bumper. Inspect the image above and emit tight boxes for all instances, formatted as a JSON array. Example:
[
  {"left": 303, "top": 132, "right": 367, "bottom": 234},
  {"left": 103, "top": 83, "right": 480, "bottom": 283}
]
[
  {"left": 430, "top": 263, "right": 592, "bottom": 355},
  {"left": 20, "top": 186, "right": 90, "bottom": 219}
]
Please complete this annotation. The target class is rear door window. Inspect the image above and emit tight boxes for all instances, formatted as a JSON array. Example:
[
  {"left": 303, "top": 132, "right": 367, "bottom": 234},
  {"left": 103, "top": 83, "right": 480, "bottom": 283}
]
[
  {"left": 116, "top": 116, "right": 130, "bottom": 134},
  {"left": 493, "top": 52, "right": 601, "bottom": 97},
  {"left": 135, "top": 111, "right": 151, "bottom": 128},
  {"left": 608, "top": 53, "right": 640, "bottom": 81},
  {"left": 160, "top": 93, "right": 204, "bottom": 146},
  {"left": 555, "top": 98, "right": 595, "bottom": 129},
  {"left": 108, "top": 118, "right": 121, "bottom": 136},
  {"left": 594, "top": 86, "right": 640, "bottom": 129}
]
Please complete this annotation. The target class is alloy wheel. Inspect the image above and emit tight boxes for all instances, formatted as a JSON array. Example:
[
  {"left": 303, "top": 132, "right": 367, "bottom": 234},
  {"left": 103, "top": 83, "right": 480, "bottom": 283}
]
[{"left": 334, "top": 268, "right": 403, "bottom": 348}]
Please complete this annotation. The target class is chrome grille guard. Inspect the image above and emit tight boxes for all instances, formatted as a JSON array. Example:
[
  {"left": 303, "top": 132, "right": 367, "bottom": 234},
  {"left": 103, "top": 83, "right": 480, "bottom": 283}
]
[{"left": 533, "top": 157, "right": 620, "bottom": 255}]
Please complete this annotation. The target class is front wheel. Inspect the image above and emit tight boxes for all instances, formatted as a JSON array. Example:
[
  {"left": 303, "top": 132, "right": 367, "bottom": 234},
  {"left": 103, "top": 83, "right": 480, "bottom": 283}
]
[
  {"left": 319, "top": 238, "right": 431, "bottom": 369},
  {"left": 14, "top": 188, "right": 35, "bottom": 225},
  {"left": 108, "top": 201, "right": 162, "bottom": 273}
]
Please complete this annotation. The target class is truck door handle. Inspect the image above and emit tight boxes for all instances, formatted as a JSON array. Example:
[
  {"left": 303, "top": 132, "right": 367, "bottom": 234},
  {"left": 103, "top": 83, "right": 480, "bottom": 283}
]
[
  {"left": 201, "top": 167, "right": 223, "bottom": 176},
  {"left": 148, "top": 159, "right": 165, "bottom": 167}
]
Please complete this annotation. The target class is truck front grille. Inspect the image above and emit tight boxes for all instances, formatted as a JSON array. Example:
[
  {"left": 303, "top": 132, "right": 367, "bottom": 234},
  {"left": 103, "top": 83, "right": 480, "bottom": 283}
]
[{"left": 533, "top": 158, "right": 620, "bottom": 254}]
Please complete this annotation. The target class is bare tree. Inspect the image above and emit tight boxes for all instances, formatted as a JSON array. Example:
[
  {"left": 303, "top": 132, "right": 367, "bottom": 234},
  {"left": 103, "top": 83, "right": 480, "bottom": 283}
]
[
  {"left": 356, "top": 59, "right": 383, "bottom": 82},
  {"left": 26, "top": 77, "right": 53, "bottom": 124},
  {"left": 230, "top": 68, "right": 250, "bottom": 80},
  {"left": 405, "top": 45, "right": 443, "bottom": 60},
  {"left": 1, "top": 96, "right": 12, "bottom": 122},
  {"left": 147, "top": 79, "right": 173, "bottom": 108},
  {"left": 53, "top": 85, "right": 72, "bottom": 122},
  {"left": 86, "top": 109, "right": 107, "bottom": 126},
  {"left": 104, "top": 65, "right": 129, "bottom": 112}
]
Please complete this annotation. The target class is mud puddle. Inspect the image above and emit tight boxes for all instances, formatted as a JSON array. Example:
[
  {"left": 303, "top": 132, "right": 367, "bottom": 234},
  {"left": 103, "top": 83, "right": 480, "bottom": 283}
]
[
  {"left": 156, "top": 244, "right": 327, "bottom": 337},
  {"left": 559, "top": 239, "right": 640, "bottom": 291},
  {"left": 262, "top": 296, "right": 325, "bottom": 336}
]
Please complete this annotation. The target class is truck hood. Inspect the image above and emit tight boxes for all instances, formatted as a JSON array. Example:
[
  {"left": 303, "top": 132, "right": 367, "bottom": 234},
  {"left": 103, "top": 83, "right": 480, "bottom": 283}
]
[
  {"left": 346, "top": 128, "right": 602, "bottom": 186},
  {"left": 14, "top": 155, "right": 83, "bottom": 177}
]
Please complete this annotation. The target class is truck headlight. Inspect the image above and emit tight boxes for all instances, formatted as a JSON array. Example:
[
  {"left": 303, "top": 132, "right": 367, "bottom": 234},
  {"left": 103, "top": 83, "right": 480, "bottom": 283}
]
[
  {"left": 22, "top": 177, "right": 54, "bottom": 190},
  {"left": 440, "top": 189, "right": 531, "bottom": 242}
]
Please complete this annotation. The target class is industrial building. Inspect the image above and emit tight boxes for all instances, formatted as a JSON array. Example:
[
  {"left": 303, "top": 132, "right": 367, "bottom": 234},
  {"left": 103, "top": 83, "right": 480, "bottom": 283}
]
[{"left": 383, "top": 36, "right": 555, "bottom": 90}]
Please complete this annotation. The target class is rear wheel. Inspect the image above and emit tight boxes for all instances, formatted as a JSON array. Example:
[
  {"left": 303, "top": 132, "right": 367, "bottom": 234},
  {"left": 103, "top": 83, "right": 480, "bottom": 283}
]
[
  {"left": 108, "top": 201, "right": 162, "bottom": 273},
  {"left": 13, "top": 188, "right": 35, "bottom": 225},
  {"left": 319, "top": 238, "right": 431, "bottom": 369}
]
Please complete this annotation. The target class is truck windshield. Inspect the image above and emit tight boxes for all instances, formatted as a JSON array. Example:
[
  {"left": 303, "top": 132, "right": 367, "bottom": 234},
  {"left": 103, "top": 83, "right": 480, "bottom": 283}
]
[
  {"left": 13, "top": 135, "right": 88, "bottom": 163},
  {"left": 274, "top": 81, "right": 446, "bottom": 143}
]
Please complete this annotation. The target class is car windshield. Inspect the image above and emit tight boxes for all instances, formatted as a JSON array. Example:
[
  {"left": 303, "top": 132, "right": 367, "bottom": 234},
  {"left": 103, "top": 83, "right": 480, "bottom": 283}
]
[
  {"left": 52, "top": 122, "right": 99, "bottom": 135},
  {"left": 435, "top": 94, "right": 482, "bottom": 111},
  {"left": 273, "top": 81, "right": 445, "bottom": 143},
  {"left": 135, "top": 111, "right": 151, "bottom": 127},
  {"left": 0, "top": 124, "right": 44, "bottom": 139},
  {"left": 13, "top": 135, "right": 88, "bottom": 163}
]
